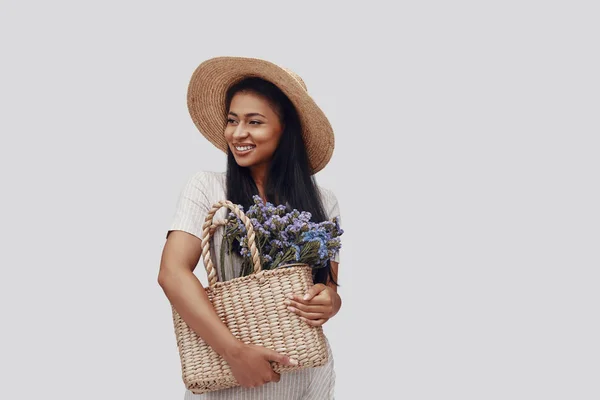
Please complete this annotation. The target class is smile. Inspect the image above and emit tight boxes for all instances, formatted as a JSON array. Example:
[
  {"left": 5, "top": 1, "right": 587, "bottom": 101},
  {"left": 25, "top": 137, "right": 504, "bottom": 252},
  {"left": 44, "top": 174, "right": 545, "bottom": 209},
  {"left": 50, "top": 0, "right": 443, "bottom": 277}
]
[{"left": 234, "top": 145, "right": 256, "bottom": 153}]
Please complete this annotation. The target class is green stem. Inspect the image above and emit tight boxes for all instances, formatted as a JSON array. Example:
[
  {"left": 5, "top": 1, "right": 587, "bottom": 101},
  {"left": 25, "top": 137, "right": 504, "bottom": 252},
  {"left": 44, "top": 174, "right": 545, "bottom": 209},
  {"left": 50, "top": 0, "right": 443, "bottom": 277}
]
[{"left": 219, "top": 233, "right": 227, "bottom": 281}]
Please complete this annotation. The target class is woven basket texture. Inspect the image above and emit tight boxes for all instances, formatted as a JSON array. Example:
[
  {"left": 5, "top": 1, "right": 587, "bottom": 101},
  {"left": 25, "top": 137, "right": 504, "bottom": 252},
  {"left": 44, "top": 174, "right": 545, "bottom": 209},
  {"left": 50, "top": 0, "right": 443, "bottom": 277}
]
[{"left": 171, "top": 200, "right": 328, "bottom": 394}]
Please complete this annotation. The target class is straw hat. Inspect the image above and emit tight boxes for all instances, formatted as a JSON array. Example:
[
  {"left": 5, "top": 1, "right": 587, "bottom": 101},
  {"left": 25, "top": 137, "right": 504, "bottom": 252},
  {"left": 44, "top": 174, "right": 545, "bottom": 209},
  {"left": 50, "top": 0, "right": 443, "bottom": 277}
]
[{"left": 187, "top": 56, "right": 334, "bottom": 174}]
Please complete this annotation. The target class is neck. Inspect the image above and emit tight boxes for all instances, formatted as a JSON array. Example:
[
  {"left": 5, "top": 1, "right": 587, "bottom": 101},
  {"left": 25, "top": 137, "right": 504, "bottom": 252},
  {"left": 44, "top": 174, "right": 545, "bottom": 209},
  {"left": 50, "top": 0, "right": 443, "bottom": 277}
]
[{"left": 250, "top": 163, "right": 269, "bottom": 201}]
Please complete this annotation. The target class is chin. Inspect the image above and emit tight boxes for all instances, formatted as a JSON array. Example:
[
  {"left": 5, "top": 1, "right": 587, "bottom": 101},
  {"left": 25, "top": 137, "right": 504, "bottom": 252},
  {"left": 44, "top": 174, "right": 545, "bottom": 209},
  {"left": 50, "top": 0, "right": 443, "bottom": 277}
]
[{"left": 233, "top": 157, "right": 255, "bottom": 168}]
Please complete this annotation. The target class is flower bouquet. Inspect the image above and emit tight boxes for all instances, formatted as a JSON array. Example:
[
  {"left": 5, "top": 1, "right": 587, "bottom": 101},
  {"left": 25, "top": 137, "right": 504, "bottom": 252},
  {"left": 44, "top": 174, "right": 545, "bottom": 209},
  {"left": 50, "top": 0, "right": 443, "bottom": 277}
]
[{"left": 219, "top": 195, "right": 343, "bottom": 279}]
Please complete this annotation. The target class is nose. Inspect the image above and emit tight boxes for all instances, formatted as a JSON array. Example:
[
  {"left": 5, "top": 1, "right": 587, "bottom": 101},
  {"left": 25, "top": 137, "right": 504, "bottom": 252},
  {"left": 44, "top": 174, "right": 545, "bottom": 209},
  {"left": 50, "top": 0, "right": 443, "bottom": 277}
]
[{"left": 232, "top": 122, "right": 249, "bottom": 140}]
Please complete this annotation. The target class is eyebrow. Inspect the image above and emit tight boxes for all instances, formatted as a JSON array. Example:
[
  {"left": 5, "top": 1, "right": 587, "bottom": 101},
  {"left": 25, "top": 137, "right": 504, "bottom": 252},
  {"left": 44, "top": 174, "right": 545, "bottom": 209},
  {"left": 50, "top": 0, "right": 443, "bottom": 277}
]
[{"left": 228, "top": 112, "right": 267, "bottom": 118}]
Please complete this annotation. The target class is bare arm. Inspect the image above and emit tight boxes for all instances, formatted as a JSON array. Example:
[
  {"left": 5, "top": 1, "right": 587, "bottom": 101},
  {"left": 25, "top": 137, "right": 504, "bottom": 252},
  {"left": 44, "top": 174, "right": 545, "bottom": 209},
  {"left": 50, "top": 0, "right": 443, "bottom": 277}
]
[
  {"left": 158, "top": 230, "right": 296, "bottom": 388},
  {"left": 327, "top": 261, "right": 340, "bottom": 292},
  {"left": 327, "top": 260, "right": 342, "bottom": 313},
  {"left": 158, "top": 230, "right": 240, "bottom": 357}
]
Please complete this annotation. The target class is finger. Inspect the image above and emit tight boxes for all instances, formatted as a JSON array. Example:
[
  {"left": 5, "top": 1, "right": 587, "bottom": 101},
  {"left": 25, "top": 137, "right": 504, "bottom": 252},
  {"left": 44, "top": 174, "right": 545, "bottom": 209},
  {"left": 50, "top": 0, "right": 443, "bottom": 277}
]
[
  {"left": 285, "top": 300, "right": 328, "bottom": 313},
  {"left": 288, "top": 295, "right": 331, "bottom": 307},
  {"left": 263, "top": 348, "right": 298, "bottom": 366},
  {"left": 271, "top": 371, "right": 281, "bottom": 383},
  {"left": 288, "top": 294, "right": 310, "bottom": 305},
  {"left": 303, "top": 284, "right": 326, "bottom": 301},
  {"left": 300, "top": 316, "right": 328, "bottom": 326},
  {"left": 288, "top": 306, "right": 327, "bottom": 320},
  {"left": 262, "top": 372, "right": 276, "bottom": 384},
  {"left": 288, "top": 288, "right": 327, "bottom": 304},
  {"left": 307, "top": 291, "right": 334, "bottom": 305}
]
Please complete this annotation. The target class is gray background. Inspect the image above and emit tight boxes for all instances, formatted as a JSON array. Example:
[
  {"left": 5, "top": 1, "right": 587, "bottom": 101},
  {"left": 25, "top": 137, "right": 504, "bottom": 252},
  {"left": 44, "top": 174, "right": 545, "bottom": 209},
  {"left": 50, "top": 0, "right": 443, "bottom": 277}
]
[{"left": 1, "top": 1, "right": 598, "bottom": 399}]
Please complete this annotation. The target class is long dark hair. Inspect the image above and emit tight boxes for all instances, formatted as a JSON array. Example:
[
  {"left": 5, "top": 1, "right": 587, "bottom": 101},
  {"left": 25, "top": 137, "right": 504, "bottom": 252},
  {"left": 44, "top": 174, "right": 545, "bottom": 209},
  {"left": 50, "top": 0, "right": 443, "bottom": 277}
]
[{"left": 224, "top": 77, "right": 338, "bottom": 287}]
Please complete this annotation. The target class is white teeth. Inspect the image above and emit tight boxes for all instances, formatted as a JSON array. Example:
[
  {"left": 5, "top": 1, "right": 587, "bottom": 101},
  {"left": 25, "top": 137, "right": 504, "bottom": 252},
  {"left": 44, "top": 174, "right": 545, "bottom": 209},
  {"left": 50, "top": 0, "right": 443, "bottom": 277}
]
[{"left": 235, "top": 145, "right": 255, "bottom": 151}]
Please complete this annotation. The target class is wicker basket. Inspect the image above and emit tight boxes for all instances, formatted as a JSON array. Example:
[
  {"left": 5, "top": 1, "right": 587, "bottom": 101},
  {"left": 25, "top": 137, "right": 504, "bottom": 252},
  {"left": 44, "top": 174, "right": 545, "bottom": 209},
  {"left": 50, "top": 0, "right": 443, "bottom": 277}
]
[{"left": 171, "top": 200, "right": 329, "bottom": 394}]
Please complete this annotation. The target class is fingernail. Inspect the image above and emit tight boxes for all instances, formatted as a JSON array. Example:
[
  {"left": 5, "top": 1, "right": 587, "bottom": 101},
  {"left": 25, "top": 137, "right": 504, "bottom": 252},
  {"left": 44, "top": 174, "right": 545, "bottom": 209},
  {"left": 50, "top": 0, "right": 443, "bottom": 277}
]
[
  {"left": 303, "top": 295, "right": 309, "bottom": 300},
  {"left": 287, "top": 294, "right": 294, "bottom": 299},
  {"left": 284, "top": 300, "right": 291, "bottom": 305},
  {"left": 287, "top": 306, "right": 295, "bottom": 312}
]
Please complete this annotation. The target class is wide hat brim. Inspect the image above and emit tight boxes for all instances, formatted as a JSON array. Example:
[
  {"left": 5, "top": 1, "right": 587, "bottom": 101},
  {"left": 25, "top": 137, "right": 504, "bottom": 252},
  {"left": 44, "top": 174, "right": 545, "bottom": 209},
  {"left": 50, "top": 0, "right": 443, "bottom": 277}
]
[{"left": 187, "top": 56, "right": 334, "bottom": 174}]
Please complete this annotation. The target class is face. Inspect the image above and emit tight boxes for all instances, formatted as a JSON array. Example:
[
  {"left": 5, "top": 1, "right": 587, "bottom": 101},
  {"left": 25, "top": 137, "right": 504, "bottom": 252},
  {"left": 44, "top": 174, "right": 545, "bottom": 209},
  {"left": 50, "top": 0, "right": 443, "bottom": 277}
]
[{"left": 224, "top": 91, "right": 284, "bottom": 170}]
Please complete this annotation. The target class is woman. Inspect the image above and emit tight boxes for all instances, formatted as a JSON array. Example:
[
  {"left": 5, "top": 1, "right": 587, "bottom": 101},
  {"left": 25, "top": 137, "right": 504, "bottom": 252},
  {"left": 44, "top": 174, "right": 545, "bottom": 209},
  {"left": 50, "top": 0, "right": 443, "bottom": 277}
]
[{"left": 158, "top": 56, "right": 342, "bottom": 399}]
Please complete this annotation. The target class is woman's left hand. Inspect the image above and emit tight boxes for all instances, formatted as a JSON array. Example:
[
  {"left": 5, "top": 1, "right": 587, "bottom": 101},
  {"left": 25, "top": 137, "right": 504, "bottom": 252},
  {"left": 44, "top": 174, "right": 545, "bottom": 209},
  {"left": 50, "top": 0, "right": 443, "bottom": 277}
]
[{"left": 285, "top": 284, "right": 341, "bottom": 327}]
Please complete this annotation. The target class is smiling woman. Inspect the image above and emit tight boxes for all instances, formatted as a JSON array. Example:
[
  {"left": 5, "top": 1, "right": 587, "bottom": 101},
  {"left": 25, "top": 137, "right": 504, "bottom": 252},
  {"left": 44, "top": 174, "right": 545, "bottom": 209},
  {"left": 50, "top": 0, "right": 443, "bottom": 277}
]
[{"left": 158, "top": 56, "right": 342, "bottom": 400}]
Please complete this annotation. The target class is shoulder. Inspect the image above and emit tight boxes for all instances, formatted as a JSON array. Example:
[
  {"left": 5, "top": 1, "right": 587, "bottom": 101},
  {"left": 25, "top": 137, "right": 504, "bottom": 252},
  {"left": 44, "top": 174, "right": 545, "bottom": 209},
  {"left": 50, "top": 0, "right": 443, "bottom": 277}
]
[
  {"left": 184, "top": 170, "right": 225, "bottom": 184},
  {"left": 186, "top": 170, "right": 225, "bottom": 185},
  {"left": 316, "top": 184, "right": 340, "bottom": 219},
  {"left": 183, "top": 170, "right": 226, "bottom": 190},
  {"left": 317, "top": 184, "right": 338, "bottom": 204},
  {"left": 179, "top": 170, "right": 226, "bottom": 202}
]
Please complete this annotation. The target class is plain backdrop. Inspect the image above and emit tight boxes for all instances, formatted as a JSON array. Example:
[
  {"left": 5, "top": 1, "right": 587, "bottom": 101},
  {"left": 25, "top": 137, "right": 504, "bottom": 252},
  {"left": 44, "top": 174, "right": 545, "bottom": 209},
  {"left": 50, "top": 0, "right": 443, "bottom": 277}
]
[{"left": 1, "top": 1, "right": 598, "bottom": 399}]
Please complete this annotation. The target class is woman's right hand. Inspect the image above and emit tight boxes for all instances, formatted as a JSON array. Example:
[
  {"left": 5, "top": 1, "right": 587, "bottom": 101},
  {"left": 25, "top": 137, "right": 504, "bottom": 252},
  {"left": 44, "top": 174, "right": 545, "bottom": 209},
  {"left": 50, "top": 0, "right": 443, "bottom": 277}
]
[{"left": 223, "top": 342, "right": 298, "bottom": 388}]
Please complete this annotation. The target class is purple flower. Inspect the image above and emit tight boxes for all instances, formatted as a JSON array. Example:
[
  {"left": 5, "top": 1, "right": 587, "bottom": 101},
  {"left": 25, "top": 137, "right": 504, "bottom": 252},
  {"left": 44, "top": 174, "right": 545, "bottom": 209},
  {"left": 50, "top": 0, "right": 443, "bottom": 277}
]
[{"left": 223, "top": 197, "right": 343, "bottom": 273}]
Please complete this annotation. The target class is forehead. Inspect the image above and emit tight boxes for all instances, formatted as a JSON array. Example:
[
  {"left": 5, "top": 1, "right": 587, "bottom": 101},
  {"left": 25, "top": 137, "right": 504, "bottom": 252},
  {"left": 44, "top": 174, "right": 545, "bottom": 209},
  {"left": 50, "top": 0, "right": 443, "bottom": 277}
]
[{"left": 228, "top": 91, "right": 279, "bottom": 116}]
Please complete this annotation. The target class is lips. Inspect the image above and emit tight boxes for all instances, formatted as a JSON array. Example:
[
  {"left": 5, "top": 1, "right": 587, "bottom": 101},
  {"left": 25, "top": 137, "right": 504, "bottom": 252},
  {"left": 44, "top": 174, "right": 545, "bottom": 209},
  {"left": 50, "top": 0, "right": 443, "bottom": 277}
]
[{"left": 233, "top": 144, "right": 256, "bottom": 155}]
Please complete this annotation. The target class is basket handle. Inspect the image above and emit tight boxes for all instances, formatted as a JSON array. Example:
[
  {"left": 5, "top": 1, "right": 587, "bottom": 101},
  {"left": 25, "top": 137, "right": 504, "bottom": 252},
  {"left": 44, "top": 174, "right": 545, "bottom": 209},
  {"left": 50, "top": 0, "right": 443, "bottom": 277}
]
[{"left": 200, "top": 200, "right": 262, "bottom": 287}]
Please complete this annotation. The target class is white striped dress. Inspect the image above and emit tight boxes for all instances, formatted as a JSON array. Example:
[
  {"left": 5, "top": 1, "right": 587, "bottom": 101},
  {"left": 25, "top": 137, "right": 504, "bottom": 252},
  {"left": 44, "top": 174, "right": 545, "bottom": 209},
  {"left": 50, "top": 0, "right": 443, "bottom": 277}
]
[{"left": 167, "top": 171, "right": 341, "bottom": 400}]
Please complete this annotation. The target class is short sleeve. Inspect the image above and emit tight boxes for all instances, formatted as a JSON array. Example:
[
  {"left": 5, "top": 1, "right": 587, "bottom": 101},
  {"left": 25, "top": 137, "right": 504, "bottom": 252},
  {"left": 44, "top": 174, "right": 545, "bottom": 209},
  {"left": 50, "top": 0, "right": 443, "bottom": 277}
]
[
  {"left": 321, "top": 187, "right": 342, "bottom": 263},
  {"left": 166, "top": 171, "right": 211, "bottom": 240}
]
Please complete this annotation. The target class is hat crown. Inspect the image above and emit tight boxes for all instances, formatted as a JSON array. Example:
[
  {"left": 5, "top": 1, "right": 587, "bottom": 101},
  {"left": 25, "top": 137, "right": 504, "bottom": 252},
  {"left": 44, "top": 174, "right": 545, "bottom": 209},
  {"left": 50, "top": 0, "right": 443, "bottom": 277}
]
[{"left": 279, "top": 66, "right": 308, "bottom": 92}]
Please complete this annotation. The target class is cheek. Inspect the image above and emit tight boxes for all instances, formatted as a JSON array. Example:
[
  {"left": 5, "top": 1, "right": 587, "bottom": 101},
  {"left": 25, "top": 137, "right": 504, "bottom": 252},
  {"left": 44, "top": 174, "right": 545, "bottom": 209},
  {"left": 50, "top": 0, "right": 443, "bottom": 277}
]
[{"left": 255, "top": 129, "right": 282, "bottom": 148}]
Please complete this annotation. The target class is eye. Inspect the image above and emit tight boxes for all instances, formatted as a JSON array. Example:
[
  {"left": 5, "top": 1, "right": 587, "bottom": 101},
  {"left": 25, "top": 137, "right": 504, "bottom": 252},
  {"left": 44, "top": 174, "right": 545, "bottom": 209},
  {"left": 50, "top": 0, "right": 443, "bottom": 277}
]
[
  {"left": 226, "top": 118, "right": 237, "bottom": 124},
  {"left": 249, "top": 120, "right": 262, "bottom": 125}
]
